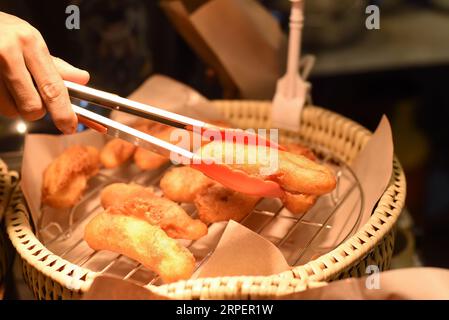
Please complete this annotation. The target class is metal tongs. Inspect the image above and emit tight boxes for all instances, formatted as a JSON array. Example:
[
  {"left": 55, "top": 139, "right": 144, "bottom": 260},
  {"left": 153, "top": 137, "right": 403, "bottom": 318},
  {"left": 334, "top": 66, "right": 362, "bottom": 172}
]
[{"left": 66, "top": 81, "right": 284, "bottom": 198}]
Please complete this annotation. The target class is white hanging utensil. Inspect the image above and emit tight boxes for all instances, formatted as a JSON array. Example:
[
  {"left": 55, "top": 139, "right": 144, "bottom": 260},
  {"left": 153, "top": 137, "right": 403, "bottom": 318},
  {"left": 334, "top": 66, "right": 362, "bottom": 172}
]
[{"left": 272, "top": 0, "right": 308, "bottom": 131}]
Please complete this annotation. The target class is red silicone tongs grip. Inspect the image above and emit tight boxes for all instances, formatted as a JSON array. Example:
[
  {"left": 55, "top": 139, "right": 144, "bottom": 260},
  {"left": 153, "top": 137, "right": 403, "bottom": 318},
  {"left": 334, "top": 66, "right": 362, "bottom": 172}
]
[{"left": 190, "top": 127, "right": 286, "bottom": 198}]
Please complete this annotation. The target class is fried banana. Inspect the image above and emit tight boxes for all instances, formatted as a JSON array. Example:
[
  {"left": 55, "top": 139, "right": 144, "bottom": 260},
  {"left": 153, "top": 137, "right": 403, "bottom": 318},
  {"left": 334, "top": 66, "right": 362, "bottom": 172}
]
[
  {"left": 100, "top": 138, "right": 136, "bottom": 169},
  {"left": 194, "top": 184, "right": 260, "bottom": 224},
  {"left": 101, "top": 183, "right": 207, "bottom": 240},
  {"left": 84, "top": 211, "right": 195, "bottom": 283},
  {"left": 42, "top": 145, "right": 100, "bottom": 208},
  {"left": 132, "top": 118, "right": 231, "bottom": 171},
  {"left": 284, "top": 143, "right": 317, "bottom": 161},
  {"left": 113, "top": 196, "right": 208, "bottom": 240},
  {"left": 199, "top": 141, "right": 336, "bottom": 195},
  {"left": 160, "top": 166, "right": 214, "bottom": 203},
  {"left": 282, "top": 192, "right": 317, "bottom": 215},
  {"left": 280, "top": 143, "right": 319, "bottom": 215},
  {"left": 133, "top": 122, "right": 174, "bottom": 170},
  {"left": 100, "top": 183, "right": 155, "bottom": 209}
]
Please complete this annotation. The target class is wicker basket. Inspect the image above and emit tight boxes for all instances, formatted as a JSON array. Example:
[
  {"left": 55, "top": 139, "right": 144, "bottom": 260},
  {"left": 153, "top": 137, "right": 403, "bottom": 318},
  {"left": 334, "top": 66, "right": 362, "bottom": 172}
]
[
  {"left": 0, "top": 159, "right": 19, "bottom": 290},
  {"left": 6, "top": 102, "right": 406, "bottom": 299}
]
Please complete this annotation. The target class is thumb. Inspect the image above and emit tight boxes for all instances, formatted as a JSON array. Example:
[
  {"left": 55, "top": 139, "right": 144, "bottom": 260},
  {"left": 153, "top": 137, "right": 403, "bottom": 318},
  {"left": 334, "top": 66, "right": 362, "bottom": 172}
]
[{"left": 52, "top": 56, "right": 90, "bottom": 85}]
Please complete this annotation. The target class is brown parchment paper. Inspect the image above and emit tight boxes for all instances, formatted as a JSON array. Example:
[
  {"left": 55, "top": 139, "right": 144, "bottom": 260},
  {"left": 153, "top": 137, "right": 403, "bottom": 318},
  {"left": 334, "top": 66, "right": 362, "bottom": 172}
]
[
  {"left": 193, "top": 220, "right": 289, "bottom": 278},
  {"left": 277, "top": 268, "right": 449, "bottom": 300},
  {"left": 20, "top": 75, "right": 394, "bottom": 283},
  {"left": 189, "top": 0, "right": 287, "bottom": 99},
  {"left": 111, "top": 74, "right": 224, "bottom": 124},
  {"left": 314, "top": 115, "right": 394, "bottom": 249},
  {"left": 82, "top": 275, "right": 171, "bottom": 300}
]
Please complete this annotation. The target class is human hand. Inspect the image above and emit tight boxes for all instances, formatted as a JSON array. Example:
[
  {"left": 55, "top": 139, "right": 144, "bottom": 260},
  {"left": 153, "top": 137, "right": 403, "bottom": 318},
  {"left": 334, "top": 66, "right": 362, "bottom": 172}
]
[{"left": 0, "top": 12, "right": 90, "bottom": 133}]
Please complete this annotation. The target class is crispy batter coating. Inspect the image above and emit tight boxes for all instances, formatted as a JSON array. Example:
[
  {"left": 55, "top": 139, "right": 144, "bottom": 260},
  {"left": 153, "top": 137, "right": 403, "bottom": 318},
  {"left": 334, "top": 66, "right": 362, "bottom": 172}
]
[
  {"left": 160, "top": 166, "right": 214, "bottom": 203},
  {"left": 284, "top": 143, "right": 317, "bottom": 161},
  {"left": 280, "top": 143, "right": 319, "bottom": 215},
  {"left": 42, "top": 145, "right": 100, "bottom": 208},
  {"left": 133, "top": 119, "right": 228, "bottom": 171},
  {"left": 282, "top": 192, "right": 317, "bottom": 215},
  {"left": 99, "top": 120, "right": 176, "bottom": 170},
  {"left": 101, "top": 183, "right": 207, "bottom": 240},
  {"left": 84, "top": 211, "right": 195, "bottom": 283},
  {"left": 100, "top": 183, "right": 155, "bottom": 209},
  {"left": 100, "top": 138, "right": 136, "bottom": 169},
  {"left": 276, "top": 151, "right": 336, "bottom": 195},
  {"left": 194, "top": 184, "right": 260, "bottom": 224},
  {"left": 134, "top": 148, "right": 170, "bottom": 171},
  {"left": 113, "top": 197, "right": 207, "bottom": 240},
  {"left": 133, "top": 123, "right": 173, "bottom": 170},
  {"left": 199, "top": 141, "right": 336, "bottom": 195}
]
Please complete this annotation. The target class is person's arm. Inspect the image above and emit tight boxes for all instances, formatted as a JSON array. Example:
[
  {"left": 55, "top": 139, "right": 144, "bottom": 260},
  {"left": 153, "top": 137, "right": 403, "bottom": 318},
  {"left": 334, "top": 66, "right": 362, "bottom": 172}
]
[{"left": 0, "top": 12, "right": 89, "bottom": 133}]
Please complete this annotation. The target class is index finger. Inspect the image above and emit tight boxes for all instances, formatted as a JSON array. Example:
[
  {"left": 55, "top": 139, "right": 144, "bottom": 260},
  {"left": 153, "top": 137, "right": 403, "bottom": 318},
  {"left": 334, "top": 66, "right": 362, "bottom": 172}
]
[{"left": 23, "top": 31, "right": 77, "bottom": 134}]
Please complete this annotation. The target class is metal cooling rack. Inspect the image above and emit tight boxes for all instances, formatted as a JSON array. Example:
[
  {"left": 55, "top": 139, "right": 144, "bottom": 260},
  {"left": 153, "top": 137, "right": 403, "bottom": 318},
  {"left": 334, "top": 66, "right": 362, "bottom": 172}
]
[{"left": 35, "top": 147, "right": 363, "bottom": 286}]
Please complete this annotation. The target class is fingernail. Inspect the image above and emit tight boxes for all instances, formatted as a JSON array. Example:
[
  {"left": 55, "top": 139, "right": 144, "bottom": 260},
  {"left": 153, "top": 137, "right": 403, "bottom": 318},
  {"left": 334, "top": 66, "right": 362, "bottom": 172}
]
[{"left": 60, "top": 122, "right": 77, "bottom": 135}]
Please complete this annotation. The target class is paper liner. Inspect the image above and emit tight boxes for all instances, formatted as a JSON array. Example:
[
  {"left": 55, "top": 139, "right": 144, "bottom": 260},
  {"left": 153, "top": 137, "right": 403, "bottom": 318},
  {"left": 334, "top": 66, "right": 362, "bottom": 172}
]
[{"left": 20, "top": 75, "right": 393, "bottom": 283}]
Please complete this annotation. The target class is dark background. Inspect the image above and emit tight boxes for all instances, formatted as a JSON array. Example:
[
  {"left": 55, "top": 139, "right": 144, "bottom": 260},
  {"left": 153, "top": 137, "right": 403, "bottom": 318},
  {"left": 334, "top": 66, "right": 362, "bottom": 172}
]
[{"left": 0, "top": 0, "right": 448, "bottom": 269}]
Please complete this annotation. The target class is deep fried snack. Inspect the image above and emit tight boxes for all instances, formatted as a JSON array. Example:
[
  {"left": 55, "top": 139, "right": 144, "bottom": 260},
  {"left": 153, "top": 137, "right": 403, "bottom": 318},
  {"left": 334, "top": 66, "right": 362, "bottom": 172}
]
[
  {"left": 280, "top": 143, "right": 319, "bottom": 215},
  {"left": 100, "top": 138, "right": 136, "bottom": 169},
  {"left": 282, "top": 192, "right": 317, "bottom": 215},
  {"left": 84, "top": 211, "right": 195, "bottom": 283},
  {"left": 100, "top": 120, "right": 172, "bottom": 170},
  {"left": 194, "top": 184, "right": 260, "bottom": 224},
  {"left": 101, "top": 182, "right": 207, "bottom": 240},
  {"left": 132, "top": 118, "right": 232, "bottom": 171},
  {"left": 100, "top": 183, "right": 155, "bottom": 209},
  {"left": 199, "top": 141, "right": 336, "bottom": 195},
  {"left": 133, "top": 123, "right": 173, "bottom": 170},
  {"left": 42, "top": 145, "right": 100, "bottom": 208},
  {"left": 133, "top": 119, "right": 228, "bottom": 171},
  {"left": 284, "top": 143, "right": 317, "bottom": 161},
  {"left": 134, "top": 148, "right": 170, "bottom": 171},
  {"left": 112, "top": 196, "right": 208, "bottom": 240},
  {"left": 160, "top": 166, "right": 214, "bottom": 203}
]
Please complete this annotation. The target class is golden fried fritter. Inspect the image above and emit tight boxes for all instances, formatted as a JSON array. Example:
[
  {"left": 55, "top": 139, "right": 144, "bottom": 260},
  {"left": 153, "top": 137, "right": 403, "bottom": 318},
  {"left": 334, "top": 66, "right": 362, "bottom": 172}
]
[
  {"left": 282, "top": 192, "right": 317, "bottom": 215},
  {"left": 84, "top": 211, "right": 195, "bottom": 283},
  {"left": 112, "top": 196, "right": 208, "bottom": 240},
  {"left": 100, "top": 183, "right": 155, "bottom": 209},
  {"left": 101, "top": 183, "right": 207, "bottom": 240},
  {"left": 134, "top": 148, "right": 169, "bottom": 171},
  {"left": 160, "top": 166, "right": 214, "bottom": 203},
  {"left": 280, "top": 143, "right": 319, "bottom": 215},
  {"left": 132, "top": 118, "right": 232, "bottom": 171},
  {"left": 133, "top": 122, "right": 175, "bottom": 170},
  {"left": 284, "top": 143, "right": 317, "bottom": 161},
  {"left": 42, "top": 145, "right": 100, "bottom": 208},
  {"left": 100, "top": 120, "right": 174, "bottom": 170},
  {"left": 194, "top": 184, "right": 260, "bottom": 224},
  {"left": 100, "top": 138, "right": 136, "bottom": 169},
  {"left": 199, "top": 141, "right": 336, "bottom": 195},
  {"left": 276, "top": 151, "right": 336, "bottom": 195}
]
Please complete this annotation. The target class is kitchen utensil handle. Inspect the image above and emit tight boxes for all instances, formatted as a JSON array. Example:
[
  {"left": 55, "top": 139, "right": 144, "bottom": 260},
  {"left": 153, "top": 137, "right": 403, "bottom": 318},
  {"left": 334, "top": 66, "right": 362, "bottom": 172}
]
[{"left": 286, "top": 0, "right": 304, "bottom": 82}]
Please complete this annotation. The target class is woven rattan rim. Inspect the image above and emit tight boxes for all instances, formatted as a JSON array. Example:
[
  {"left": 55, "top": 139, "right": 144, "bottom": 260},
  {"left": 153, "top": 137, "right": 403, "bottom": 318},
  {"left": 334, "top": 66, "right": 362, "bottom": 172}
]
[
  {"left": 1, "top": 160, "right": 19, "bottom": 285},
  {"left": 0, "top": 159, "right": 16, "bottom": 220},
  {"left": 5, "top": 103, "right": 406, "bottom": 299}
]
